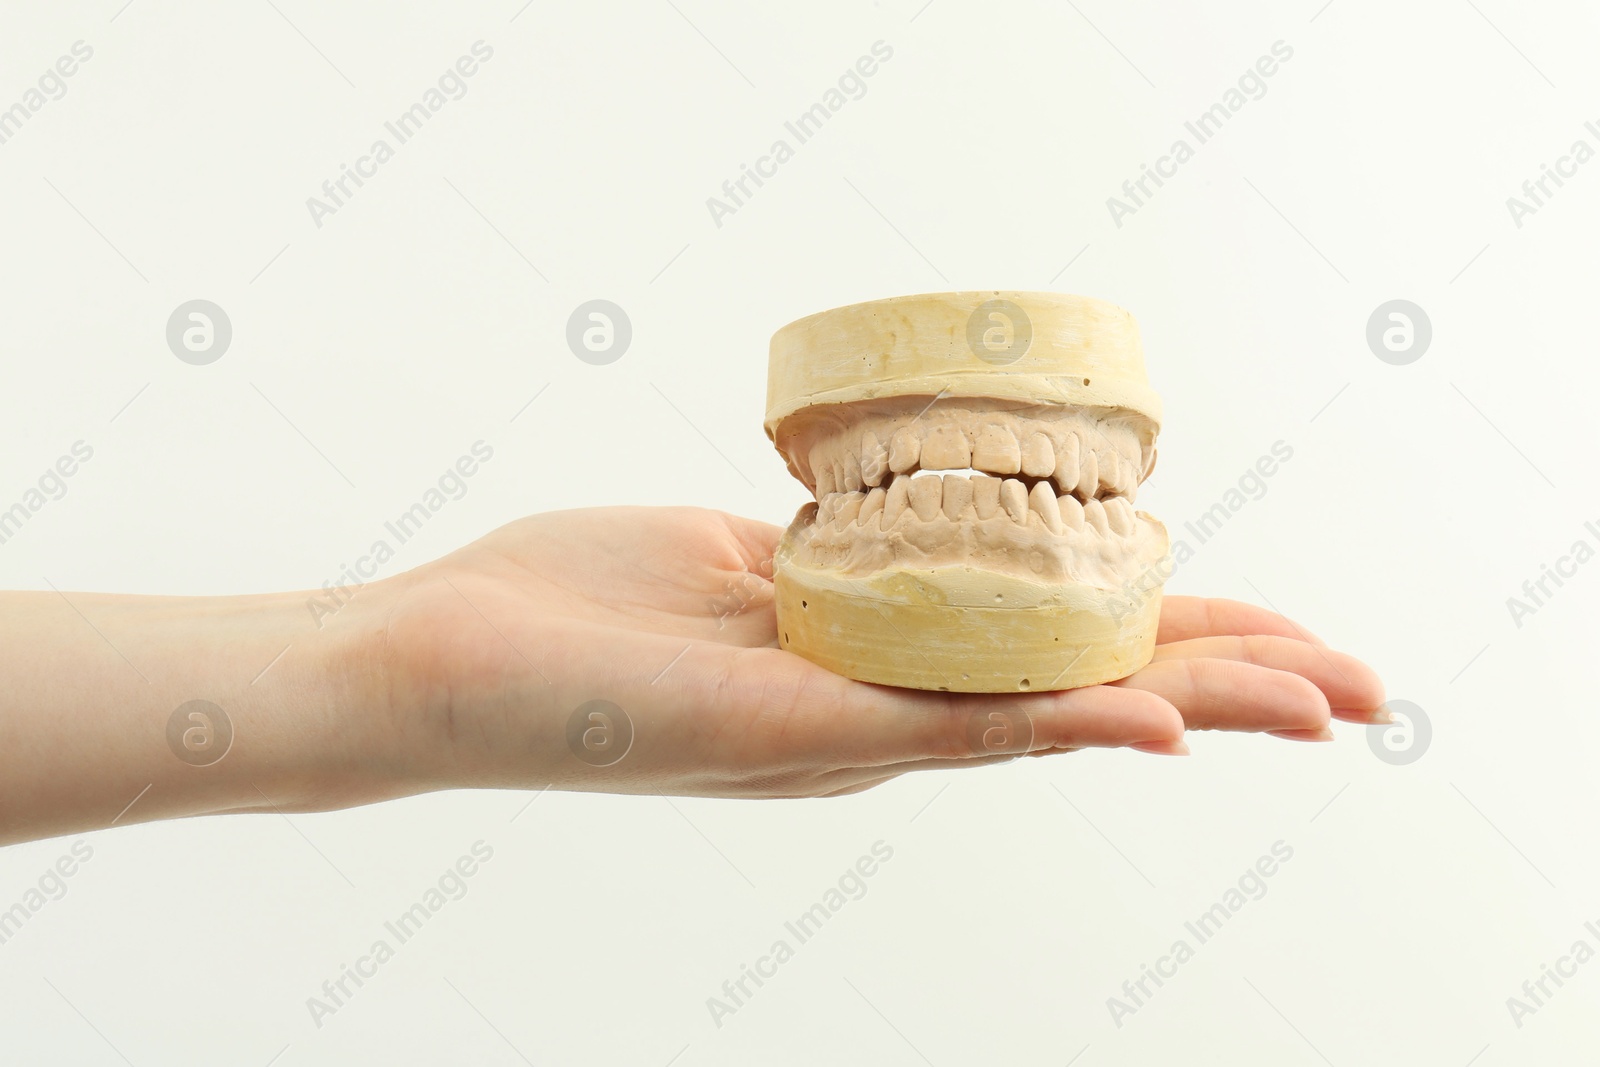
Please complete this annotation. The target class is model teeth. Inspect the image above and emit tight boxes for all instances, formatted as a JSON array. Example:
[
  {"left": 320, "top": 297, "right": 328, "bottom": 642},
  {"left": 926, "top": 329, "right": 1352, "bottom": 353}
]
[
  {"left": 999, "top": 478, "right": 1028, "bottom": 524},
  {"left": 942, "top": 474, "right": 973, "bottom": 520},
  {"left": 1083, "top": 497, "right": 1110, "bottom": 536},
  {"left": 1021, "top": 432, "right": 1054, "bottom": 478},
  {"left": 1105, "top": 496, "right": 1135, "bottom": 535},
  {"left": 1028, "top": 480, "right": 1062, "bottom": 533},
  {"left": 861, "top": 432, "right": 888, "bottom": 488},
  {"left": 795, "top": 398, "right": 1160, "bottom": 552},
  {"left": 1058, "top": 493, "right": 1085, "bottom": 531},
  {"left": 860, "top": 485, "right": 885, "bottom": 526},
  {"left": 805, "top": 470, "right": 1159, "bottom": 559},
  {"left": 807, "top": 408, "right": 1153, "bottom": 501},
  {"left": 973, "top": 424, "right": 1021, "bottom": 475},
  {"left": 920, "top": 426, "right": 971, "bottom": 471},
  {"left": 884, "top": 475, "right": 910, "bottom": 525},
  {"left": 816, "top": 464, "right": 837, "bottom": 498},
  {"left": 1055, "top": 433, "right": 1080, "bottom": 494},
  {"left": 1079, "top": 449, "right": 1098, "bottom": 502},
  {"left": 1100, "top": 448, "right": 1130, "bottom": 497},
  {"left": 974, "top": 474, "right": 1000, "bottom": 519},
  {"left": 908, "top": 474, "right": 942, "bottom": 521},
  {"left": 888, "top": 427, "right": 920, "bottom": 473}
]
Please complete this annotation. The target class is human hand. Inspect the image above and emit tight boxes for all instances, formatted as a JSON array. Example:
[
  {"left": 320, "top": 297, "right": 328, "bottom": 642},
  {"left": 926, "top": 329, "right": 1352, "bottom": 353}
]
[{"left": 374, "top": 506, "right": 1387, "bottom": 800}]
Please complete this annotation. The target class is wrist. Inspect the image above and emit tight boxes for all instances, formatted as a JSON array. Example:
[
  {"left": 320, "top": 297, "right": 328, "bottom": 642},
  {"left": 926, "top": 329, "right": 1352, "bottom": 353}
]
[
  {"left": 126, "top": 585, "right": 409, "bottom": 820},
  {"left": 241, "top": 577, "right": 425, "bottom": 814},
  {"left": 355, "top": 556, "right": 576, "bottom": 795}
]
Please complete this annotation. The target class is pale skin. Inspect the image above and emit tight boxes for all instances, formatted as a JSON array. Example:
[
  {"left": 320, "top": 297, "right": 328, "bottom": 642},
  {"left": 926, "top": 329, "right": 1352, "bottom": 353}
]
[{"left": 0, "top": 506, "right": 1387, "bottom": 847}]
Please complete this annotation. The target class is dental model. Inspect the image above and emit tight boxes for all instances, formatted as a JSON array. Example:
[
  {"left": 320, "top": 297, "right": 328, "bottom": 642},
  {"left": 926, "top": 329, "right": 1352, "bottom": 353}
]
[{"left": 765, "top": 291, "right": 1170, "bottom": 692}]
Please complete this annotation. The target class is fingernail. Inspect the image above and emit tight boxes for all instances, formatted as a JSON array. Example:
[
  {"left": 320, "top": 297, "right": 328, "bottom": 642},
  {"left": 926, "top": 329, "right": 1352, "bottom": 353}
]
[
  {"left": 1131, "top": 739, "right": 1191, "bottom": 756},
  {"left": 1331, "top": 707, "right": 1393, "bottom": 726},
  {"left": 1268, "top": 727, "right": 1335, "bottom": 743}
]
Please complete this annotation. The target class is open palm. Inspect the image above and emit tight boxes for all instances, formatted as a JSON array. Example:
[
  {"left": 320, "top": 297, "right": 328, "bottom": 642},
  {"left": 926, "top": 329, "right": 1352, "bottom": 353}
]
[{"left": 377, "top": 507, "right": 1385, "bottom": 799}]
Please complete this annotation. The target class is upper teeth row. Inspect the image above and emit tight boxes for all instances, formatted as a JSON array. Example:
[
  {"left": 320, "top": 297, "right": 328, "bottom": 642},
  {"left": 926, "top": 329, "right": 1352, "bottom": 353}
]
[{"left": 815, "top": 424, "right": 1144, "bottom": 501}]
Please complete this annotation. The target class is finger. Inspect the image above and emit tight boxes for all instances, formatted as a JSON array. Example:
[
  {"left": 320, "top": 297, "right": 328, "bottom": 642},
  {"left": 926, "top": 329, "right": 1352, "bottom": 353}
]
[
  {"left": 819, "top": 676, "right": 1189, "bottom": 767},
  {"left": 1150, "top": 635, "right": 1385, "bottom": 716},
  {"left": 696, "top": 648, "right": 1187, "bottom": 769},
  {"left": 1156, "top": 596, "right": 1327, "bottom": 647},
  {"left": 813, "top": 719, "right": 1192, "bottom": 793},
  {"left": 811, "top": 727, "right": 1191, "bottom": 796},
  {"left": 887, "top": 738, "right": 1189, "bottom": 769},
  {"left": 819, "top": 777, "right": 899, "bottom": 797},
  {"left": 814, "top": 752, "right": 1021, "bottom": 792},
  {"left": 716, "top": 511, "right": 784, "bottom": 578},
  {"left": 807, "top": 752, "right": 1045, "bottom": 798},
  {"left": 1112, "top": 657, "right": 1332, "bottom": 735}
]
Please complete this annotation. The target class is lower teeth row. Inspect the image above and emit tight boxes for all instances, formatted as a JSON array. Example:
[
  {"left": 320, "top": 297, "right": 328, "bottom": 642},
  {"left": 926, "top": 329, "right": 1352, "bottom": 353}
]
[{"left": 816, "top": 474, "right": 1136, "bottom": 536}]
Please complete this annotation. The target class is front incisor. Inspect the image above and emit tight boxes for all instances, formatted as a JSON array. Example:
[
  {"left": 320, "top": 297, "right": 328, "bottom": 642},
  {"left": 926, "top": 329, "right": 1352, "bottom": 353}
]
[
  {"left": 974, "top": 475, "right": 1001, "bottom": 519},
  {"left": 942, "top": 474, "right": 974, "bottom": 520},
  {"left": 973, "top": 424, "right": 1021, "bottom": 474},
  {"left": 920, "top": 427, "right": 971, "bottom": 470},
  {"left": 908, "top": 476, "right": 942, "bottom": 521}
]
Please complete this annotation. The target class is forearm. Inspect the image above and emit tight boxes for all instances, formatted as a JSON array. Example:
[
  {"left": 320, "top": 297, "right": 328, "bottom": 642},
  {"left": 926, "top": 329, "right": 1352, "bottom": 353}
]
[{"left": 0, "top": 585, "right": 405, "bottom": 846}]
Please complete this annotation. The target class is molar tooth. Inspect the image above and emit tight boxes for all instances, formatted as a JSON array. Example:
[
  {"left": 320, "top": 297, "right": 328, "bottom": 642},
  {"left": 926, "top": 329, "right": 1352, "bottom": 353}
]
[
  {"left": 860, "top": 431, "right": 889, "bottom": 487},
  {"left": 1054, "top": 433, "right": 1080, "bottom": 494},
  {"left": 1021, "top": 432, "right": 1055, "bottom": 478},
  {"left": 1058, "top": 493, "right": 1085, "bottom": 531},
  {"left": 889, "top": 427, "right": 920, "bottom": 473},
  {"left": 919, "top": 426, "right": 971, "bottom": 471},
  {"left": 883, "top": 477, "right": 910, "bottom": 525},
  {"left": 972, "top": 424, "right": 1020, "bottom": 475},
  {"left": 1105, "top": 497, "right": 1134, "bottom": 535},
  {"left": 835, "top": 492, "right": 863, "bottom": 528},
  {"left": 1028, "top": 481, "right": 1063, "bottom": 534},
  {"left": 859, "top": 486, "right": 885, "bottom": 527},
  {"left": 1083, "top": 497, "right": 1110, "bottom": 536},
  {"left": 908, "top": 475, "right": 942, "bottom": 521},
  {"left": 1079, "top": 448, "right": 1099, "bottom": 502},
  {"left": 942, "top": 474, "right": 973, "bottom": 520},
  {"left": 1000, "top": 479, "right": 1028, "bottom": 523},
  {"left": 973, "top": 475, "right": 1001, "bottom": 519}
]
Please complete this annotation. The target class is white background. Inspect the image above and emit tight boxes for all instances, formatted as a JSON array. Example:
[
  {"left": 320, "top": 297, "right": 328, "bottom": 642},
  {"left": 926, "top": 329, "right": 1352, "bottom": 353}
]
[{"left": 2, "top": 0, "right": 1596, "bottom": 1062}]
